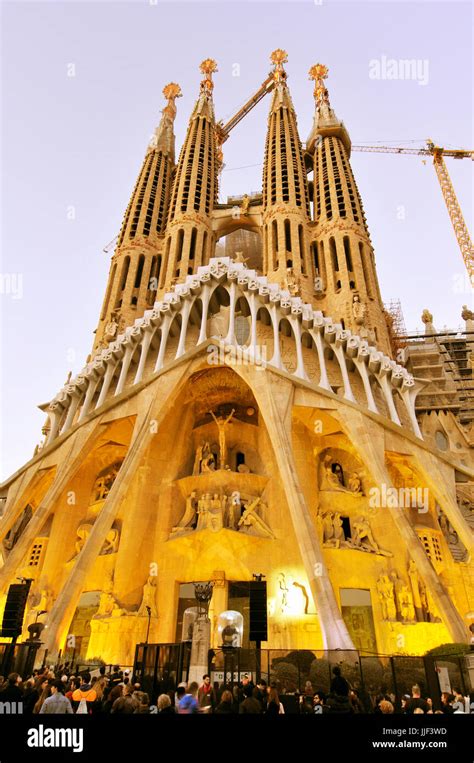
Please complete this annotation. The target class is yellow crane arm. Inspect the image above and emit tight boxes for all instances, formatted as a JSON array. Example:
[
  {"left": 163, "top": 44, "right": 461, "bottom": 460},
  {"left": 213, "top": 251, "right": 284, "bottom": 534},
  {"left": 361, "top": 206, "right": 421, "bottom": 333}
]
[
  {"left": 216, "top": 75, "right": 275, "bottom": 144},
  {"left": 352, "top": 144, "right": 473, "bottom": 159},
  {"left": 351, "top": 142, "right": 474, "bottom": 284}
]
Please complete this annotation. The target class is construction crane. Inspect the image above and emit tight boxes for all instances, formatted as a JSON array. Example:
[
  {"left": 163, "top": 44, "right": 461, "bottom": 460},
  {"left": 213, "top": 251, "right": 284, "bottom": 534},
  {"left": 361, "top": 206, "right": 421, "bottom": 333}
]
[
  {"left": 352, "top": 141, "right": 474, "bottom": 284},
  {"left": 216, "top": 74, "right": 275, "bottom": 145},
  {"left": 102, "top": 235, "right": 118, "bottom": 254}
]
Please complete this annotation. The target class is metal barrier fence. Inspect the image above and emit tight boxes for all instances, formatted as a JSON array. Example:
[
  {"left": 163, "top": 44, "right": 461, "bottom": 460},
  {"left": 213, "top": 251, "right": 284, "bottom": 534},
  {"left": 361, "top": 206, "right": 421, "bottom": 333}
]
[
  {"left": 208, "top": 648, "right": 471, "bottom": 710},
  {"left": 133, "top": 642, "right": 191, "bottom": 703},
  {"left": 133, "top": 644, "right": 471, "bottom": 708}
]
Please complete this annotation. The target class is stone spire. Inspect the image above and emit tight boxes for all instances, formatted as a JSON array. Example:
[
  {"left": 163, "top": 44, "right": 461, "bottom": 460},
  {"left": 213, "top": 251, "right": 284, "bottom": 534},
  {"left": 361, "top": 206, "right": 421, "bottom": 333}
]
[
  {"left": 93, "top": 84, "right": 182, "bottom": 352},
  {"left": 262, "top": 50, "right": 311, "bottom": 300},
  {"left": 306, "top": 64, "right": 391, "bottom": 355},
  {"left": 161, "top": 60, "right": 219, "bottom": 288}
]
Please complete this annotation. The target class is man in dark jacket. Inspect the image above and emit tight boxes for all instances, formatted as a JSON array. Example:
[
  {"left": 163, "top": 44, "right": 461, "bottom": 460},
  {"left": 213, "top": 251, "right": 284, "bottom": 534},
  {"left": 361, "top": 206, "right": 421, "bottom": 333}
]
[
  {"left": 0, "top": 673, "right": 23, "bottom": 704},
  {"left": 108, "top": 665, "right": 123, "bottom": 690},
  {"left": 256, "top": 679, "right": 268, "bottom": 711},
  {"left": 330, "top": 666, "right": 350, "bottom": 696}
]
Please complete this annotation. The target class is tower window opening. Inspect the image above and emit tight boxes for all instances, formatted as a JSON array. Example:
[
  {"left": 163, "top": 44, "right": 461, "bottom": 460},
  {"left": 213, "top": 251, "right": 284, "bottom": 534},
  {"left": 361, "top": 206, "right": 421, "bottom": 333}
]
[
  {"left": 329, "top": 238, "right": 339, "bottom": 271},
  {"left": 134, "top": 254, "right": 145, "bottom": 289},
  {"left": 298, "top": 225, "right": 306, "bottom": 275},
  {"left": 156, "top": 161, "right": 169, "bottom": 233},
  {"left": 343, "top": 237, "right": 353, "bottom": 271},
  {"left": 284, "top": 219, "right": 292, "bottom": 252},
  {"left": 115, "top": 256, "right": 130, "bottom": 308},
  {"left": 349, "top": 280, "right": 356, "bottom": 290},
  {"left": 236, "top": 452, "right": 245, "bottom": 467},
  {"left": 176, "top": 229, "right": 184, "bottom": 263},
  {"left": 130, "top": 153, "right": 153, "bottom": 238},
  {"left": 286, "top": 259, "right": 293, "bottom": 268},
  {"left": 147, "top": 256, "right": 157, "bottom": 304},
  {"left": 319, "top": 240, "right": 327, "bottom": 288},
  {"left": 272, "top": 220, "right": 278, "bottom": 270},
  {"left": 155, "top": 255, "right": 162, "bottom": 288},
  {"left": 322, "top": 141, "right": 333, "bottom": 219},
  {"left": 189, "top": 228, "right": 197, "bottom": 261},
  {"left": 340, "top": 151, "right": 361, "bottom": 223},
  {"left": 161, "top": 237, "right": 171, "bottom": 287},
  {"left": 340, "top": 318, "right": 345, "bottom": 329},
  {"left": 359, "top": 241, "right": 374, "bottom": 299},
  {"left": 143, "top": 153, "right": 162, "bottom": 236},
  {"left": 270, "top": 116, "right": 277, "bottom": 205},
  {"left": 328, "top": 138, "right": 346, "bottom": 218},
  {"left": 312, "top": 242, "right": 319, "bottom": 273},
  {"left": 181, "top": 118, "right": 199, "bottom": 213}
]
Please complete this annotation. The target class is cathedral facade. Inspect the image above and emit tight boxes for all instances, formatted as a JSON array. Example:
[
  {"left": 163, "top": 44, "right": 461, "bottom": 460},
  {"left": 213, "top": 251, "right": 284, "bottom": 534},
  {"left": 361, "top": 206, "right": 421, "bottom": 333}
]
[{"left": 1, "top": 52, "right": 473, "bottom": 667}]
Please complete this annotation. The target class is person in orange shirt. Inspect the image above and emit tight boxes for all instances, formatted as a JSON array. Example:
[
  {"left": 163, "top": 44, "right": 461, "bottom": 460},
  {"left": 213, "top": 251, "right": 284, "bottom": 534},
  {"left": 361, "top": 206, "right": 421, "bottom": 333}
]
[{"left": 72, "top": 672, "right": 97, "bottom": 714}]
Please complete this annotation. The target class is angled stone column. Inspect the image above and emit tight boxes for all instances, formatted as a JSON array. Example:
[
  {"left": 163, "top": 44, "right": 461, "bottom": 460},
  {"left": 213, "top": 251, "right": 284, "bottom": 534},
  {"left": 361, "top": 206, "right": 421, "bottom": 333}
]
[
  {"left": 335, "top": 406, "right": 468, "bottom": 643},
  {"left": 0, "top": 461, "right": 44, "bottom": 535},
  {"left": 376, "top": 368, "right": 401, "bottom": 426},
  {"left": 78, "top": 377, "right": 100, "bottom": 422},
  {"left": 268, "top": 303, "right": 283, "bottom": 370},
  {"left": 333, "top": 341, "right": 356, "bottom": 403},
  {"left": 134, "top": 328, "right": 154, "bottom": 384},
  {"left": 114, "top": 344, "right": 135, "bottom": 396},
  {"left": 246, "top": 368, "right": 355, "bottom": 650},
  {"left": 224, "top": 281, "right": 237, "bottom": 345},
  {"left": 290, "top": 315, "right": 308, "bottom": 381},
  {"left": 0, "top": 421, "right": 106, "bottom": 594},
  {"left": 309, "top": 327, "right": 331, "bottom": 391},
  {"left": 61, "top": 392, "right": 83, "bottom": 432},
  {"left": 175, "top": 298, "right": 192, "bottom": 359},
  {"left": 154, "top": 313, "right": 172, "bottom": 371},
  {"left": 96, "top": 358, "right": 119, "bottom": 408},
  {"left": 197, "top": 283, "right": 211, "bottom": 344},
  {"left": 40, "top": 362, "right": 192, "bottom": 658}
]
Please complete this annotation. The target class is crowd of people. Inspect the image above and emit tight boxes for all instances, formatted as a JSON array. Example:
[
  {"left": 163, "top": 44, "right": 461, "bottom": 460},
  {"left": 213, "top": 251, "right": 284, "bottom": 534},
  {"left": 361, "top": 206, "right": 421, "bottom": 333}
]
[{"left": 0, "top": 664, "right": 472, "bottom": 715}]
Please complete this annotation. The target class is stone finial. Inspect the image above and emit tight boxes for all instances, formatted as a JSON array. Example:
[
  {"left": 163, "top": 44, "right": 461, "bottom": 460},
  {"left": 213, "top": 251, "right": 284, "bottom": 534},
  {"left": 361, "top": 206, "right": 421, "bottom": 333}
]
[
  {"left": 162, "top": 82, "right": 182, "bottom": 122},
  {"left": 309, "top": 63, "right": 330, "bottom": 108},
  {"left": 270, "top": 49, "right": 288, "bottom": 83},
  {"left": 199, "top": 58, "right": 218, "bottom": 93}
]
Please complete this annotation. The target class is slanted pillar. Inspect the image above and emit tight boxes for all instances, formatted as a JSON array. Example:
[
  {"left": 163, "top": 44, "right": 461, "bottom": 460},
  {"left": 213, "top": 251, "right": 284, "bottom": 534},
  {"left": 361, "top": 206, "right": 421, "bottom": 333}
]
[
  {"left": 247, "top": 369, "right": 355, "bottom": 650},
  {"left": 40, "top": 363, "right": 191, "bottom": 659},
  {"left": 335, "top": 406, "right": 469, "bottom": 643},
  {"left": 0, "top": 422, "right": 105, "bottom": 595}
]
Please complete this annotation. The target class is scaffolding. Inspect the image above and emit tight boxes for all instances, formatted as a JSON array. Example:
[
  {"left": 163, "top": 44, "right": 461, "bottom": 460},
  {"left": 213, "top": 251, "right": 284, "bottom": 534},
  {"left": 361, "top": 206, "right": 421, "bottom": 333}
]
[
  {"left": 384, "top": 299, "right": 407, "bottom": 359},
  {"left": 392, "top": 326, "right": 474, "bottom": 425}
]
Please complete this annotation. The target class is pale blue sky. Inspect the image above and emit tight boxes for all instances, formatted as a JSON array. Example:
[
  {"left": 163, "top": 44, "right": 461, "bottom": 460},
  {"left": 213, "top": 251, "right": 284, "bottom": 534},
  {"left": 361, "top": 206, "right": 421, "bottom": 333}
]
[{"left": 1, "top": 0, "right": 473, "bottom": 479}]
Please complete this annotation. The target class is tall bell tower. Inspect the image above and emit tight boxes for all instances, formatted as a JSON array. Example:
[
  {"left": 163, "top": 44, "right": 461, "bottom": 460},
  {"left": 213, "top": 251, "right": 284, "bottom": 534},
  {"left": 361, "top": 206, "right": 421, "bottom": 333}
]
[
  {"left": 262, "top": 50, "right": 313, "bottom": 302},
  {"left": 161, "top": 59, "right": 219, "bottom": 289},
  {"left": 93, "top": 83, "right": 182, "bottom": 352},
  {"left": 306, "top": 64, "right": 391, "bottom": 354}
]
